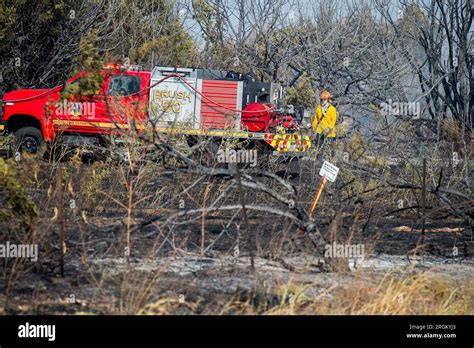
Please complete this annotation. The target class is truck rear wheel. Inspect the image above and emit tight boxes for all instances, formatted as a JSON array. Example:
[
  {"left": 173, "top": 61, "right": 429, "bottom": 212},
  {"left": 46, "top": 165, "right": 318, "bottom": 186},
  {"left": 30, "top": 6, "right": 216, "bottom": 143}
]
[{"left": 14, "top": 127, "right": 44, "bottom": 155}]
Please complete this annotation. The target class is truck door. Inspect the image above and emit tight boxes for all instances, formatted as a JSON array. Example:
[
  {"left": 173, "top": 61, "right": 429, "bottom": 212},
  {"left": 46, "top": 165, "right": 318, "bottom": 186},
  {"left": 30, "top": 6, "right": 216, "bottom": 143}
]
[
  {"left": 52, "top": 71, "right": 149, "bottom": 135},
  {"left": 101, "top": 71, "right": 148, "bottom": 130},
  {"left": 52, "top": 73, "right": 107, "bottom": 134},
  {"left": 53, "top": 73, "right": 112, "bottom": 134}
]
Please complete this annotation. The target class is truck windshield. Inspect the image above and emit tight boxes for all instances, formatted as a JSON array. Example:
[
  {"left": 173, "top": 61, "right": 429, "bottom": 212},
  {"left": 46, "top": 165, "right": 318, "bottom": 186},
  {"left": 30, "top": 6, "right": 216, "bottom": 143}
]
[{"left": 108, "top": 75, "right": 142, "bottom": 96}]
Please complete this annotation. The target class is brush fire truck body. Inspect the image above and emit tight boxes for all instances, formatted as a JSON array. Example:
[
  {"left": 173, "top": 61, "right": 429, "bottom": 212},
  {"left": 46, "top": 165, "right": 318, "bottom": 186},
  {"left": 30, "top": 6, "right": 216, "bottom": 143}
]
[{"left": 0, "top": 65, "right": 310, "bottom": 154}]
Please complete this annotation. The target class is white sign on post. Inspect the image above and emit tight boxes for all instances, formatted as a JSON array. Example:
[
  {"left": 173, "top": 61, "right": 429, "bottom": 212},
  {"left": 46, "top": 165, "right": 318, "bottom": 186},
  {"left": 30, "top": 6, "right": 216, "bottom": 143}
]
[{"left": 319, "top": 161, "right": 339, "bottom": 182}]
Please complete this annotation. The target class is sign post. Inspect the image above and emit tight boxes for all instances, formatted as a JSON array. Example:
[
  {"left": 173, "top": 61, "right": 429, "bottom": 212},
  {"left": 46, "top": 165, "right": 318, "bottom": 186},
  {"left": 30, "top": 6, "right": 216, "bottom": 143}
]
[{"left": 308, "top": 161, "right": 339, "bottom": 218}]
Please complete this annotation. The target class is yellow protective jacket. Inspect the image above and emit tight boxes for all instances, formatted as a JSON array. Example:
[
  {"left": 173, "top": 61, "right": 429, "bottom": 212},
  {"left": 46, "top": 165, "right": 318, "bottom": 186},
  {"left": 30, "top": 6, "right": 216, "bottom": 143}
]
[{"left": 312, "top": 104, "right": 337, "bottom": 138}]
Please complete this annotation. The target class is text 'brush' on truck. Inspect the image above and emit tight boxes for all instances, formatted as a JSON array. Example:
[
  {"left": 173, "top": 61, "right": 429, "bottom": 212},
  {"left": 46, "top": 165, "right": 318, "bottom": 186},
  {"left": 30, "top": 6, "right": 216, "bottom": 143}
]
[{"left": 0, "top": 65, "right": 311, "bottom": 156}]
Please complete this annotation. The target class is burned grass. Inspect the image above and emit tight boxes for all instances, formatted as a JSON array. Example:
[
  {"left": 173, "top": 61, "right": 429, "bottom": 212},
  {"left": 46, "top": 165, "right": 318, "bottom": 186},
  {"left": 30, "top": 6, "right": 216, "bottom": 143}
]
[{"left": 0, "top": 128, "right": 473, "bottom": 314}]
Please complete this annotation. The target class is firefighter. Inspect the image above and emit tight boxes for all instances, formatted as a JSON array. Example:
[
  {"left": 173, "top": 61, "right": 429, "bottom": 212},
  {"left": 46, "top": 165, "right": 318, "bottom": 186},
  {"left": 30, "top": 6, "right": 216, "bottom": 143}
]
[{"left": 311, "top": 90, "right": 337, "bottom": 145}]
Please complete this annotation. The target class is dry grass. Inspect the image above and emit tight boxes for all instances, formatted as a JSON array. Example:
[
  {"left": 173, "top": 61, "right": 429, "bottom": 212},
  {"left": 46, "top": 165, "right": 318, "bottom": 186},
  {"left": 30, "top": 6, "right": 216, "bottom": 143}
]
[
  {"left": 230, "top": 272, "right": 473, "bottom": 315},
  {"left": 137, "top": 270, "right": 473, "bottom": 315}
]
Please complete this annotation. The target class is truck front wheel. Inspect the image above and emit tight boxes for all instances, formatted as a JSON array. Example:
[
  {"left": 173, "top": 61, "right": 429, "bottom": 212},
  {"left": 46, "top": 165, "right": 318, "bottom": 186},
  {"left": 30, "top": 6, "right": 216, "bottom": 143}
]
[{"left": 14, "top": 127, "right": 44, "bottom": 155}]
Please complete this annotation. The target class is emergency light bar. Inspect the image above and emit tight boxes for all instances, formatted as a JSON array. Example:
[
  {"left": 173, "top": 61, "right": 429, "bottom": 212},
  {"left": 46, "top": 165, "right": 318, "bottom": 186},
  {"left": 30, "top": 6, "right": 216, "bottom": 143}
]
[{"left": 103, "top": 64, "right": 142, "bottom": 72}]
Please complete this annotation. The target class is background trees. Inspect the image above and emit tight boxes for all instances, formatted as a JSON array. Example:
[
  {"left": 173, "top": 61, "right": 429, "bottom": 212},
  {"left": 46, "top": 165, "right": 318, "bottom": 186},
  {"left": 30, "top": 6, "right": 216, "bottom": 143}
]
[
  {"left": 0, "top": 0, "right": 472, "bottom": 130},
  {"left": 376, "top": 0, "right": 473, "bottom": 130}
]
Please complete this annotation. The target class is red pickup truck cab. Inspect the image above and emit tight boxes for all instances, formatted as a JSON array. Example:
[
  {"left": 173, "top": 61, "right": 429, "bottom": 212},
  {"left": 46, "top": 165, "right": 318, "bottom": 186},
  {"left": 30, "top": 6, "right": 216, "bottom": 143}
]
[{"left": 0, "top": 66, "right": 150, "bottom": 153}]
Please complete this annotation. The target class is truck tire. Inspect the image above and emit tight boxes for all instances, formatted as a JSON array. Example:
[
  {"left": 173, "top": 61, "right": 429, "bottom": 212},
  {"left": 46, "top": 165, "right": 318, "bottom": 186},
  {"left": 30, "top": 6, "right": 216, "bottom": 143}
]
[{"left": 14, "top": 127, "right": 44, "bottom": 155}]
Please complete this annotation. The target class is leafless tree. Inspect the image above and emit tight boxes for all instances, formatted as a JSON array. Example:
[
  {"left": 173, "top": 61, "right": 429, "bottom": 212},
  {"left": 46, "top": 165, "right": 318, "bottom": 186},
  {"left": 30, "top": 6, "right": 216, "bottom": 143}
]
[{"left": 376, "top": 0, "right": 473, "bottom": 130}]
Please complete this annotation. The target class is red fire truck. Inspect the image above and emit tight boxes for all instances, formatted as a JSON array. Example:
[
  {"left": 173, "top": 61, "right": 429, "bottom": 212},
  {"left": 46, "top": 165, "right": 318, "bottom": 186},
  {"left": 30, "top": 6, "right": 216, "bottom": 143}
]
[{"left": 0, "top": 65, "right": 311, "bottom": 155}]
